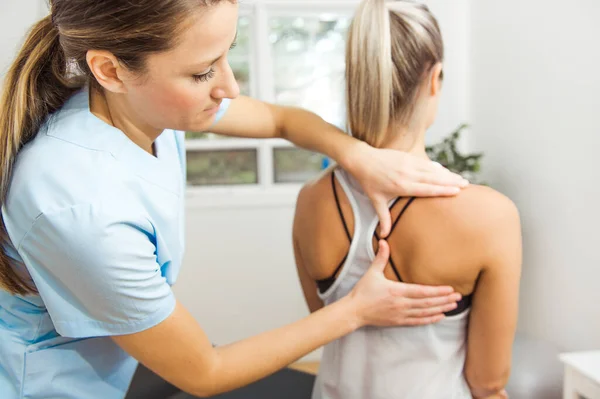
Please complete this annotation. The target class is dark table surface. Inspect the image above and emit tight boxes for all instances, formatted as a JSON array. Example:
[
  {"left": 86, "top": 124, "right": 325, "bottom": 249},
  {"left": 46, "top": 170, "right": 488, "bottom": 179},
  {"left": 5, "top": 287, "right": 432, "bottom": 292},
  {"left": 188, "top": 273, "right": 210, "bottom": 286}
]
[{"left": 126, "top": 365, "right": 315, "bottom": 399}]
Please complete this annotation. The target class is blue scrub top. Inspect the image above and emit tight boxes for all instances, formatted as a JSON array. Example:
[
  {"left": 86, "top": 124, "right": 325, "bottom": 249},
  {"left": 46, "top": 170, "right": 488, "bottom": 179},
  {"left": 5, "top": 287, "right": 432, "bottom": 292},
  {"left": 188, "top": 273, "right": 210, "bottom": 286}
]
[{"left": 0, "top": 87, "right": 230, "bottom": 399}]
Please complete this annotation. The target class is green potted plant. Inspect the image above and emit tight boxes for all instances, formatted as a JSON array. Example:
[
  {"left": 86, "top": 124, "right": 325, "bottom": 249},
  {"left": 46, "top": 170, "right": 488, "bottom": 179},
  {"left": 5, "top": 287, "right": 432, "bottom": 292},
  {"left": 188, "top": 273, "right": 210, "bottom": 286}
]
[{"left": 426, "top": 123, "right": 484, "bottom": 185}]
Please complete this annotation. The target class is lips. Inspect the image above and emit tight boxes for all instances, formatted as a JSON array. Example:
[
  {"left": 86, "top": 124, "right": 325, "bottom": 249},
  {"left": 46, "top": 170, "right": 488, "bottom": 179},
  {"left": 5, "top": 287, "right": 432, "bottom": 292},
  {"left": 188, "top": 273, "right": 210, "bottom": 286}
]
[{"left": 204, "top": 101, "right": 221, "bottom": 112}]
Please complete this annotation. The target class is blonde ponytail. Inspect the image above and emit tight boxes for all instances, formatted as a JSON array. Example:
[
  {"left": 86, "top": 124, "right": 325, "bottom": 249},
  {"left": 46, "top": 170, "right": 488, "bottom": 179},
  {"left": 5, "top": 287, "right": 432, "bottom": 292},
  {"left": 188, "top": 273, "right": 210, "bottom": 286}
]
[
  {"left": 346, "top": 0, "right": 444, "bottom": 148},
  {"left": 346, "top": 0, "right": 394, "bottom": 148}
]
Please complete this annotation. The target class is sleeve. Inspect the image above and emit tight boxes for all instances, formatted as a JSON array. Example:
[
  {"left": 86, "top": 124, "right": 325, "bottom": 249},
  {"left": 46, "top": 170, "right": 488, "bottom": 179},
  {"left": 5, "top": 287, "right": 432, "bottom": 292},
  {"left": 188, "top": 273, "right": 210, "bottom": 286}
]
[
  {"left": 17, "top": 204, "right": 176, "bottom": 338},
  {"left": 213, "top": 98, "right": 231, "bottom": 124}
]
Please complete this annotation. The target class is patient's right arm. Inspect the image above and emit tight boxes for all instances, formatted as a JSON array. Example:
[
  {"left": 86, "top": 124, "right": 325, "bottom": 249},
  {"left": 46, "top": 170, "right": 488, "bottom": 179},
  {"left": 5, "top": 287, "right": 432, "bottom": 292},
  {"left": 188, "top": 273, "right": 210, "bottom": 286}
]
[{"left": 464, "top": 194, "right": 522, "bottom": 398}]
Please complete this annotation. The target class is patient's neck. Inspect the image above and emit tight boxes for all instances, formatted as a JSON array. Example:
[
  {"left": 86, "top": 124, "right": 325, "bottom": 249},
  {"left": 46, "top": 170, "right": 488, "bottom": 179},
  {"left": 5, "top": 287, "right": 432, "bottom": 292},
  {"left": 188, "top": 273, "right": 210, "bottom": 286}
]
[{"left": 381, "top": 124, "right": 429, "bottom": 161}]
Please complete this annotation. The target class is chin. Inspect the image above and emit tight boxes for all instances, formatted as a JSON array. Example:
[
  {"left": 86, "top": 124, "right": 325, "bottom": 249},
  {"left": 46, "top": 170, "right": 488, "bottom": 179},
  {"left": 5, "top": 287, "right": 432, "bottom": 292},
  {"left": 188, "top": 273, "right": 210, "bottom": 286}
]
[{"left": 179, "top": 119, "right": 214, "bottom": 133}]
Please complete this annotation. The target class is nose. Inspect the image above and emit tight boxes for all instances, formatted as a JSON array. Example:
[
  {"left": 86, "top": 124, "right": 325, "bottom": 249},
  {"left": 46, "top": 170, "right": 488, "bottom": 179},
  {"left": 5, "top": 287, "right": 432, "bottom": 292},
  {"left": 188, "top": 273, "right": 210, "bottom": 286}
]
[{"left": 212, "top": 61, "right": 240, "bottom": 100}]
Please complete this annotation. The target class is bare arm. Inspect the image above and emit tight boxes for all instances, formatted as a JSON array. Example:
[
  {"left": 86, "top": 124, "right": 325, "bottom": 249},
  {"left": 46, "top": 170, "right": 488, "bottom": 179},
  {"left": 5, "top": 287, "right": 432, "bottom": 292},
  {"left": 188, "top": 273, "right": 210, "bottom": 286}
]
[
  {"left": 293, "top": 235, "right": 325, "bottom": 313},
  {"left": 113, "top": 242, "right": 458, "bottom": 397},
  {"left": 464, "top": 199, "right": 522, "bottom": 398},
  {"left": 211, "top": 96, "right": 468, "bottom": 236},
  {"left": 113, "top": 298, "right": 357, "bottom": 397}
]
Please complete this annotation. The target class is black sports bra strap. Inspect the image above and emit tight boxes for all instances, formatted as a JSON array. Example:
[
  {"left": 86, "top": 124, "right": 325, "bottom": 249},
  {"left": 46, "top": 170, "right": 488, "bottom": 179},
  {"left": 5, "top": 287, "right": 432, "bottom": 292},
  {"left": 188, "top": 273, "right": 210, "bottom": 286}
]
[
  {"left": 373, "top": 197, "right": 416, "bottom": 284},
  {"left": 389, "top": 197, "right": 416, "bottom": 236},
  {"left": 373, "top": 197, "right": 473, "bottom": 316},
  {"left": 331, "top": 172, "right": 352, "bottom": 242},
  {"left": 389, "top": 257, "right": 403, "bottom": 282},
  {"left": 372, "top": 197, "right": 415, "bottom": 241},
  {"left": 316, "top": 254, "right": 348, "bottom": 293}
]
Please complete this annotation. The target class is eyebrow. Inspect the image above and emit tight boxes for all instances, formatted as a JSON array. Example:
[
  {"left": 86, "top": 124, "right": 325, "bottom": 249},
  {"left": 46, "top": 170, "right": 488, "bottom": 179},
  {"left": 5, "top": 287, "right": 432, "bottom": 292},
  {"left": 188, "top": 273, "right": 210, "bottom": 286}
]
[{"left": 195, "top": 32, "right": 238, "bottom": 69}]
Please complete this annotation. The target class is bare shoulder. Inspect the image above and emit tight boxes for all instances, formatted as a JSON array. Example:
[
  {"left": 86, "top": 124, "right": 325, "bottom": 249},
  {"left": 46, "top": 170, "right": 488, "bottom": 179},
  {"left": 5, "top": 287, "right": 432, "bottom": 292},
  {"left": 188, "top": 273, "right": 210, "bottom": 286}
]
[
  {"left": 295, "top": 168, "right": 334, "bottom": 211},
  {"left": 293, "top": 167, "right": 354, "bottom": 275},
  {"left": 413, "top": 184, "right": 520, "bottom": 235},
  {"left": 293, "top": 167, "right": 337, "bottom": 233},
  {"left": 406, "top": 184, "right": 521, "bottom": 279},
  {"left": 463, "top": 185, "right": 520, "bottom": 231}
]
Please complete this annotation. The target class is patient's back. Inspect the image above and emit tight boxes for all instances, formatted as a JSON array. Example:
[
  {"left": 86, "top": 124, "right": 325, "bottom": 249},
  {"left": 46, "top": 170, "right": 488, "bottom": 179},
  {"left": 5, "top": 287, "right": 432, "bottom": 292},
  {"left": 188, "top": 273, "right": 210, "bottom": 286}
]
[{"left": 294, "top": 167, "right": 515, "bottom": 399}]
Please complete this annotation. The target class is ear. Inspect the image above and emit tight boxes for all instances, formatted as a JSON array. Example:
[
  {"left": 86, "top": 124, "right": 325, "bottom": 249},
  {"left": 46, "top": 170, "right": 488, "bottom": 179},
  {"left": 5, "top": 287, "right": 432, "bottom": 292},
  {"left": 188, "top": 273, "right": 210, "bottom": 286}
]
[
  {"left": 86, "top": 50, "right": 130, "bottom": 94},
  {"left": 429, "top": 62, "right": 443, "bottom": 97}
]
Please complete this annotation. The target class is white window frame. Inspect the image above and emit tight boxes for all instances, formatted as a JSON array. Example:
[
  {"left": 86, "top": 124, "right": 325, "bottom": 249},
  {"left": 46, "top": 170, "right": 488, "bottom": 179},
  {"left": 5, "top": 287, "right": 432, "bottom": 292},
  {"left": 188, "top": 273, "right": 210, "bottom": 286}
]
[{"left": 185, "top": 0, "right": 358, "bottom": 198}]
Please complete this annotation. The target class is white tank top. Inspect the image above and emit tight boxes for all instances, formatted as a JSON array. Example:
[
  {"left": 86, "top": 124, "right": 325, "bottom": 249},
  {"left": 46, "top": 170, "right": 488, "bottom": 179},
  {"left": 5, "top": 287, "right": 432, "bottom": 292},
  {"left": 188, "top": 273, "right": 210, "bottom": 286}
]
[{"left": 311, "top": 168, "right": 473, "bottom": 399}]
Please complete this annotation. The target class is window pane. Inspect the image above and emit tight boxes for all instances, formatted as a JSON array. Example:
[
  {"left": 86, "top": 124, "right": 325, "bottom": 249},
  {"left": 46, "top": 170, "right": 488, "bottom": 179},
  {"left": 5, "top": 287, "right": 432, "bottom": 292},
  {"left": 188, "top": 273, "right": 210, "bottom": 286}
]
[
  {"left": 187, "top": 149, "right": 258, "bottom": 186},
  {"left": 231, "top": 15, "right": 251, "bottom": 96},
  {"left": 273, "top": 148, "right": 325, "bottom": 184},
  {"left": 270, "top": 15, "right": 350, "bottom": 129},
  {"left": 185, "top": 132, "right": 228, "bottom": 140}
]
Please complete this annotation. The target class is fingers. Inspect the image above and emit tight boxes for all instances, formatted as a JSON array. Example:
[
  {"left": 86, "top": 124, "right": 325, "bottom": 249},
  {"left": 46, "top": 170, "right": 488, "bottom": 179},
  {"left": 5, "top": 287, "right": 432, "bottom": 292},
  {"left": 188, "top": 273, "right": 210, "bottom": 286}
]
[
  {"left": 419, "top": 159, "right": 463, "bottom": 177},
  {"left": 395, "top": 182, "right": 460, "bottom": 197},
  {"left": 418, "top": 169, "right": 469, "bottom": 188},
  {"left": 403, "top": 314, "right": 445, "bottom": 326},
  {"left": 369, "top": 240, "right": 390, "bottom": 273},
  {"left": 398, "top": 283, "right": 459, "bottom": 299},
  {"left": 407, "top": 294, "right": 462, "bottom": 309},
  {"left": 373, "top": 199, "right": 391, "bottom": 238},
  {"left": 405, "top": 302, "right": 458, "bottom": 318},
  {"left": 416, "top": 160, "right": 469, "bottom": 187}
]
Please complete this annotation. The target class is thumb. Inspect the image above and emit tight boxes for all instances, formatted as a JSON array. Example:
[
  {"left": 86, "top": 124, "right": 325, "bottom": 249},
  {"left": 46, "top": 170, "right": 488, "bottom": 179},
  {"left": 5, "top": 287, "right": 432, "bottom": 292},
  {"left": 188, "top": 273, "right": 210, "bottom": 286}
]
[
  {"left": 373, "top": 196, "right": 391, "bottom": 238},
  {"left": 370, "top": 240, "right": 390, "bottom": 273}
]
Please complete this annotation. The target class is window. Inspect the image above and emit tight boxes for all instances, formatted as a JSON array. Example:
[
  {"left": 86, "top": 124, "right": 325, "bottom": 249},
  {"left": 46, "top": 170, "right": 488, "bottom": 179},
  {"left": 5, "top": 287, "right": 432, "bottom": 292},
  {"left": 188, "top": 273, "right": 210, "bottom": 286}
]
[
  {"left": 273, "top": 147, "right": 325, "bottom": 184},
  {"left": 230, "top": 15, "right": 252, "bottom": 97},
  {"left": 271, "top": 15, "right": 349, "bottom": 129},
  {"left": 185, "top": 15, "right": 253, "bottom": 141},
  {"left": 185, "top": 3, "right": 352, "bottom": 189},
  {"left": 187, "top": 149, "right": 258, "bottom": 186}
]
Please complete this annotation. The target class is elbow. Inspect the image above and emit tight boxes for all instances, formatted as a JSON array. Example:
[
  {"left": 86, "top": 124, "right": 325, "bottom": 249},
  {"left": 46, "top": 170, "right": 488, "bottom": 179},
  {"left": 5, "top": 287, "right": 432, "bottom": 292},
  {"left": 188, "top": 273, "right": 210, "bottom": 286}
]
[
  {"left": 190, "top": 392, "right": 213, "bottom": 398},
  {"left": 465, "top": 367, "right": 510, "bottom": 398},
  {"left": 187, "top": 380, "right": 220, "bottom": 398},
  {"left": 180, "top": 364, "right": 221, "bottom": 398},
  {"left": 271, "top": 104, "right": 289, "bottom": 140}
]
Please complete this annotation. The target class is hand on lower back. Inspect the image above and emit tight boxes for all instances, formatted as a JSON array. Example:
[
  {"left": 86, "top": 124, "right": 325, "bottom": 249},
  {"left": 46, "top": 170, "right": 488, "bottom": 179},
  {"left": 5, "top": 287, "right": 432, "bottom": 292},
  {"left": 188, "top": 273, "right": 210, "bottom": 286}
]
[{"left": 348, "top": 240, "right": 462, "bottom": 327}]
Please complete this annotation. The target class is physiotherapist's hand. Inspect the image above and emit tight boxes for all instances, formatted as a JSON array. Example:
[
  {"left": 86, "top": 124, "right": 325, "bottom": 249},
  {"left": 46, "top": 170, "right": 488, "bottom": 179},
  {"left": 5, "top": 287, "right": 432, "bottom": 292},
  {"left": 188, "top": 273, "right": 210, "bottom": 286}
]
[
  {"left": 347, "top": 240, "right": 462, "bottom": 328},
  {"left": 343, "top": 141, "right": 469, "bottom": 237}
]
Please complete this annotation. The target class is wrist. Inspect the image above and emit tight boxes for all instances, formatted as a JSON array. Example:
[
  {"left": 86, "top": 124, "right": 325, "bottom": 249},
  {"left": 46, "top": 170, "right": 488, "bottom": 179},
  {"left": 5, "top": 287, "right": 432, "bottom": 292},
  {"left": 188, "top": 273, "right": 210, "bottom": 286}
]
[
  {"left": 471, "top": 388, "right": 505, "bottom": 399},
  {"left": 338, "top": 139, "right": 369, "bottom": 175},
  {"left": 336, "top": 293, "right": 365, "bottom": 332}
]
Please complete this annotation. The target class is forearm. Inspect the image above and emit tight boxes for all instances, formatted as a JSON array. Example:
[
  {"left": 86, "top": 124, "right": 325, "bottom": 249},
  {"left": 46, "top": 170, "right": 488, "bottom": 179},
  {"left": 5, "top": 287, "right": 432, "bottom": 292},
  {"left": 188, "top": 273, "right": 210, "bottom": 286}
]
[
  {"left": 466, "top": 363, "right": 510, "bottom": 399},
  {"left": 114, "top": 300, "right": 356, "bottom": 398},
  {"left": 471, "top": 389, "right": 508, "bottom": 399},
  {"left": 278, "top": 106, "right": 362, "bottom": 171},
  {"left": 207, "top": 296, "right": 357, "bottom": 396}
]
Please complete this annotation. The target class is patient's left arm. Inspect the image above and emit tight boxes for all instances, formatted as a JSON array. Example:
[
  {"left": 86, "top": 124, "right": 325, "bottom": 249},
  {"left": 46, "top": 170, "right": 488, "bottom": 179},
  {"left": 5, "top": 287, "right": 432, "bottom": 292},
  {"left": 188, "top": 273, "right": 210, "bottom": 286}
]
[{"left": 293, "top": 236, "right": 325, "bottom": 313}]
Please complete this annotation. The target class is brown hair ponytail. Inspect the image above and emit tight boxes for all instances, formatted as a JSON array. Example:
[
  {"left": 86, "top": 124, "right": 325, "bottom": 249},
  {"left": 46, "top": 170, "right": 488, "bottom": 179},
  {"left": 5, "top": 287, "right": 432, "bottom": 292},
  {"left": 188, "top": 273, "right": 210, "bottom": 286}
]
[
  {"left": 0, "top": 14, "right": 79, "bottom": 295},
  {"left": 0, "top": 0, "right": 235, "bottom": 295}
]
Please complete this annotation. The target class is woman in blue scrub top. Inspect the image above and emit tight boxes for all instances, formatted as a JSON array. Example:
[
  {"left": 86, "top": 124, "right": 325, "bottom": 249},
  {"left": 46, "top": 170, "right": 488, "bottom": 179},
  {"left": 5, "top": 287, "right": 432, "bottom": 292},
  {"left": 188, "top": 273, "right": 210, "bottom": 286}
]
[{"left": 0, "top": 1, "right": 468, "bottom": 398}]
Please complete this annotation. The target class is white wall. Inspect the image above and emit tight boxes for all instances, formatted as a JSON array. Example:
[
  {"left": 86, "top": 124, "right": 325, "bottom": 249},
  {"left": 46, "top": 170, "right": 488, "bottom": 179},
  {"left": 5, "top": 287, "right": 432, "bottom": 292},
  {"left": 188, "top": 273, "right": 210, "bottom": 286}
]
[
  {"left": 470, "top": 0, "right": 600, "bottom": 350},
  {"left": 0, "top": 1, "right": 47, "bottom": 86},
  {"left": 176, "top": 0, "right": 470, "bottom": 360}
]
